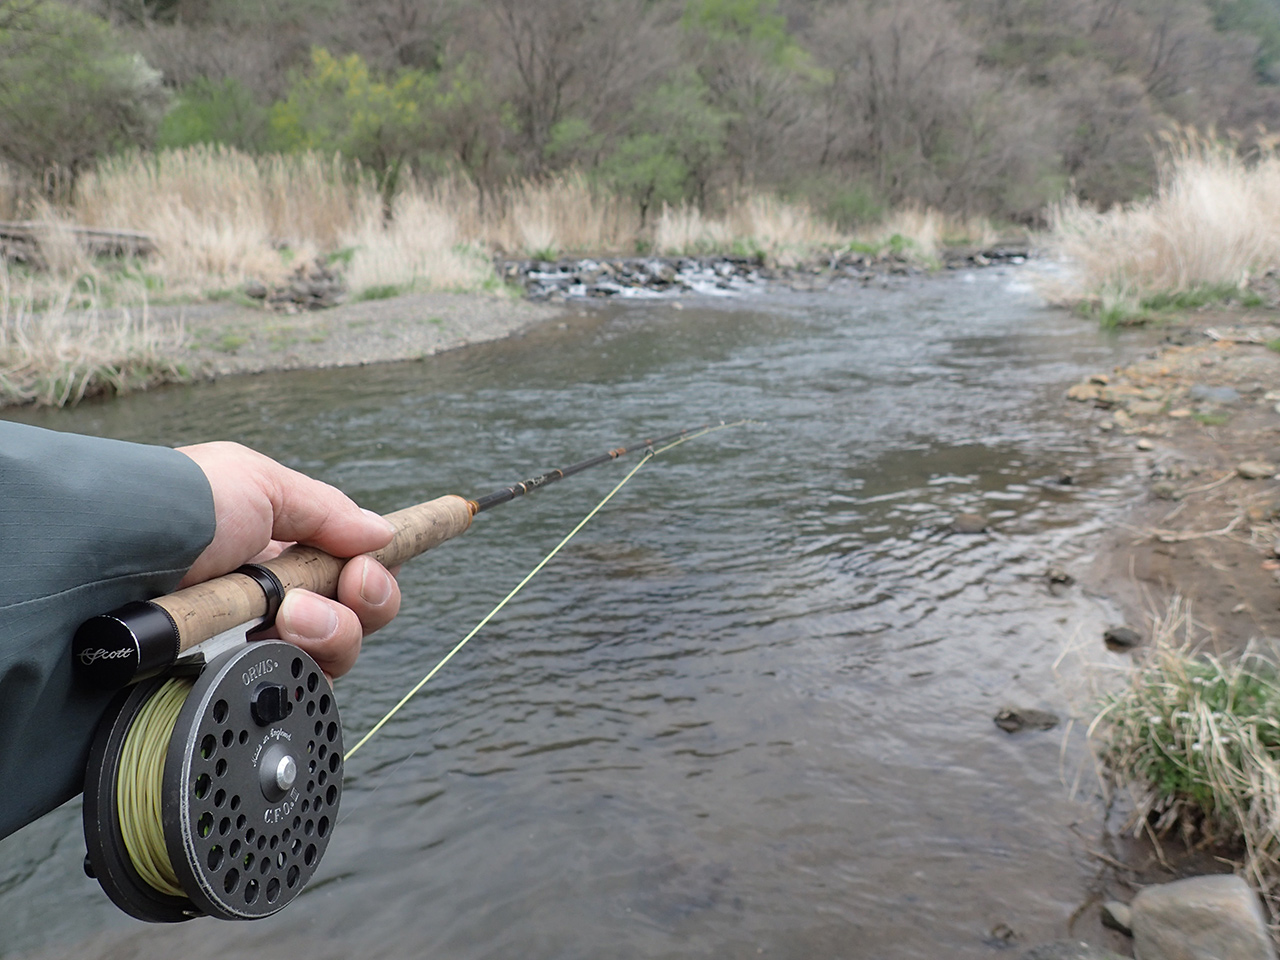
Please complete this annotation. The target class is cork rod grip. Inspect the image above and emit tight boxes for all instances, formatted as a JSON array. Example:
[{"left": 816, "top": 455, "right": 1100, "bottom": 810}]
[{"left": 158, "top": 495, "right": 476, "bottom": 656}]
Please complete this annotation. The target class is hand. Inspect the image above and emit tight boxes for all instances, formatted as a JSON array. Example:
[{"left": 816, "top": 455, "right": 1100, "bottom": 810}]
[{"left": 175, "top": 442, "right": 401, "bottom": 677}]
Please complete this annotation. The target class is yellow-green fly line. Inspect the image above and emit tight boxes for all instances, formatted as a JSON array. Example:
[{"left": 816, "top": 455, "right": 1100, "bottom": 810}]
[{"left": 344, "top": 421, "right": 741, "bottom": 761}]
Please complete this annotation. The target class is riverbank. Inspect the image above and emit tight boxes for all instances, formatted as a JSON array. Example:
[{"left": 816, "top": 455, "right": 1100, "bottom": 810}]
[
  {"left": 1066, "top": 312, "right": 1280, "bottom": 651},
  {"left": 1, "top": 243, "right": 1031, "bottom": 407},
  {"left": 1057, "top": 304, "right": 1280, "bottom": 954}
]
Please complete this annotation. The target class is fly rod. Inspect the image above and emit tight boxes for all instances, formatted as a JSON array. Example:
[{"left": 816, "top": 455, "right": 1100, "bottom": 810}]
[
  {"left": 79, "top": 422, "right": 740, "bottom": 925},
  {"left": 72, "top": 426, "right": 711, "bottom": 690}
]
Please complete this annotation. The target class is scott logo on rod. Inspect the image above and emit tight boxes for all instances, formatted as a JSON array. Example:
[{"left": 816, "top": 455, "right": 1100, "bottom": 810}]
[{"left": 78, "top": 647, "right": 132, "bottom": 665}]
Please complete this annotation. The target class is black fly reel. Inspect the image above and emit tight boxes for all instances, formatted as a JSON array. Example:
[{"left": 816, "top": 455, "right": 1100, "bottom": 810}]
[{"left": 84, "top": 641, "right": 343, "bottom": 921}]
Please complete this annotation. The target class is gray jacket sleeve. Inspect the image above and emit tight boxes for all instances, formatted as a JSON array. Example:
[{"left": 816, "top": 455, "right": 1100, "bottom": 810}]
[{"left": 0, "top": 421, "right": 215, "bottom": 839}]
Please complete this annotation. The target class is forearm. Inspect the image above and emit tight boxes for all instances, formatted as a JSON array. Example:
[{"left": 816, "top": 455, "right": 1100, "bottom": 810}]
[{"left": 0, "top": 422, "right": 215, "bottom": 838}]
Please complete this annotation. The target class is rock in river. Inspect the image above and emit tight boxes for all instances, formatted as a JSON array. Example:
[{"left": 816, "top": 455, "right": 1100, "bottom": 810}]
[
  {"left": 994, "top": 707, "right": 1060, "bottom": 733},
  {"left": 950, "top": 512, "right": 988, "bottom": 534}
]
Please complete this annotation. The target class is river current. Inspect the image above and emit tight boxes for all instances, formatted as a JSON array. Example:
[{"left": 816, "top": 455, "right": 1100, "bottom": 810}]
[{"left": 1, "top": 268, "right": 1145, "bottom": 958}]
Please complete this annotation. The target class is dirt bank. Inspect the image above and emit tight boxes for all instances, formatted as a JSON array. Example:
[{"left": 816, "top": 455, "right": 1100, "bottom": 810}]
[{"left": 1064, "top": 314, "right": 1280, "bottom": 653}]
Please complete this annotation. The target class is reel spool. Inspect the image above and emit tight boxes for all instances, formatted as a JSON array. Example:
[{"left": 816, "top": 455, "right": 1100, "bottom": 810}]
[{"left": 84, "top": 641, "right": 343, "bottom": 921}]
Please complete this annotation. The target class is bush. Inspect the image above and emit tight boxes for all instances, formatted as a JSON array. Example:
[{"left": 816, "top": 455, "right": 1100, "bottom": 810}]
[
  {"left": 157, "top": 77, "right": 270, "bottom": 152},
  {"left": 0, "top": 1, "right": 167, "bottom": 192}
]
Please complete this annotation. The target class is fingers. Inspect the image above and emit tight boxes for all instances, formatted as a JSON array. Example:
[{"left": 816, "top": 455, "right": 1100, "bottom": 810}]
[
  {"left": 274, "top": 556, "right": 401, "bottom": 678},
  {"left": 264, "top": 475, "right": 396, "bottom": 559},
  {"left": 176, "top": 442, "right": 395, "bottom": 585}
]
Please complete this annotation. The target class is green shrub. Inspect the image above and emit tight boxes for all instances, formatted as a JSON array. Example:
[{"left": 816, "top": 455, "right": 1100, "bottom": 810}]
[{"left": 157, "top": 77, "right": 269, "bottom": 152}]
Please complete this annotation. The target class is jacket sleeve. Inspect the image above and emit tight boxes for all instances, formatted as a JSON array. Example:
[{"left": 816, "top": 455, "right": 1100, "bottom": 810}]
[{"left": 0, "top": 421, "right": 216, "bottom": 839}]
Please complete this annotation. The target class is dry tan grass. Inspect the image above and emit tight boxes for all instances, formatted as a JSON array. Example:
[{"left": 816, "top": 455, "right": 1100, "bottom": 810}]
[
  {"left": 653, "top": 203, "right": 734, "bottom": 254},
  {"left": 1047, "top": 132, "right": 1280, "bottom": 304},
  {"left": 483, "top": 174, "right": 642, "bottom": 257},
  {"left": 655, "top": 196, "right": 845, "bottom": 264},
  {"left": 0, "top": 263, "right": 188, "bottom": 406},
  {"left": 6, "top": 147, "right": 987, "bottom": 325},
  {"left": 73, "top": 147, "right": 366, "bottom": 296},
  {"left": 852, "top": 207, "right": 1004, "bottom": 262},
  {"left": 341, "top": 187, "right": 494, "bottom": 293}
]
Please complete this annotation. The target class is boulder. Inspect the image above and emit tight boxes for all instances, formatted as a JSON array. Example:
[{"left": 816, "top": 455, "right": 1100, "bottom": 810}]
[{"left": 1130, "top": 874, "right": 1276, "bottom": 960}]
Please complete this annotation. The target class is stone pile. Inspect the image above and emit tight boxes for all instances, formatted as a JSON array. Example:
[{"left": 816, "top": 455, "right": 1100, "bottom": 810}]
[
  {"left": 499, "top": 246, "right": 1031, "bottom": 301},
  {"left": 245, "top": 259, "right": 346, "bottom": 311},
  {"left": 499, "top": 255, "right": 767, "bottom": 300}
]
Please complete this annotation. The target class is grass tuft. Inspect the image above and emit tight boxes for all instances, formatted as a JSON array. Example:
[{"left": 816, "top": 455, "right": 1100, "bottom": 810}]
[{"left": 1089, "top": 599, "right": 1280, "bottom": 916}]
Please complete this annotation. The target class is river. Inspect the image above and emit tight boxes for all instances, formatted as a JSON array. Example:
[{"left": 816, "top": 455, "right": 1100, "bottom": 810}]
[{"left": 1, "top": 267, "right": 1145, "bottom": 958}]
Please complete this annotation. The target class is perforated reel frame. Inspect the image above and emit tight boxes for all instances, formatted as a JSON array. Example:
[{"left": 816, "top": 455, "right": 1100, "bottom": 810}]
[{"left": 84, "top": 640, "right": 344, "bottom": 922}]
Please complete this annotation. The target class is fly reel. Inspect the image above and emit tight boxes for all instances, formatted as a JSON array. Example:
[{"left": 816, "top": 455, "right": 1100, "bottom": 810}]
[{"left": 83, "top": 641, "right": 343, "bottom": 921}]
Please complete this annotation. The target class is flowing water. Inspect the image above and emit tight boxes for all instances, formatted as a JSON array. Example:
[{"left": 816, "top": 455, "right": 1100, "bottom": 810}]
[{"left": 1, "top": 268, "right": 1148, "bottom": 958}]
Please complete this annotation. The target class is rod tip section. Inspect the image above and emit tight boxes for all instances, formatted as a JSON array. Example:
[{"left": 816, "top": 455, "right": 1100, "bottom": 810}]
[{"left": 72, "top": 601, "right": 180, "bottom": 689}]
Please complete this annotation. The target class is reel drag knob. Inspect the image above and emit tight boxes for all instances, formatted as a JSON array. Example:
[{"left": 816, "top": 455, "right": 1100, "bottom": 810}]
[{"left": 84, "top": 641, "right": 343, "bottom": 922}]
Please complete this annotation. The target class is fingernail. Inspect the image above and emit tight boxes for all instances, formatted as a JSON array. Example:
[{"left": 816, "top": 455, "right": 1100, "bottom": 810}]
[
  {"left": 361, "top": 507, "right": 397, "bottom": 535},
  {"left": 360, "top": 559, "right": 393, "bottom": 605},
  {"left": 279, "top": 591, "right": 339, "bottom": 640}
]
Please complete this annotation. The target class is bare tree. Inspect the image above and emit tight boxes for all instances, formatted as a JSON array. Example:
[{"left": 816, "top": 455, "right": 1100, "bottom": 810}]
[
  {"left": 807, "top": 0, "right": 1054, "bottom": 215},
  {"left": 476, "top": 0, "right": 676, "bottom": 176}
]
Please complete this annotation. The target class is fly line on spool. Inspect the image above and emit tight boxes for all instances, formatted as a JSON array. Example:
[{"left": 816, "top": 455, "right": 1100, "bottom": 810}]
[{"left": 116, "top": 677, "right": 192, "bottom": 897}]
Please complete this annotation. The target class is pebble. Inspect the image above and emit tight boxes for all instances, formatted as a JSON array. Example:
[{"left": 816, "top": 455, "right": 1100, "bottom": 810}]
[
  {"left": 1189, "top": 384, "right": 1241, "bottom": 404},
  {"left": 1100, "top": 901, "right": 1132, "bottom": 934},
  {"left": 1237, "top": 460, "right": 1277, "bottom": 480},
  {"left": 1128, "top": 400, "right": 1165, "bottom": 417},
  {"left": 1104, "top": 625, "right": 1143, "bottom": 649},
  {"left": 1136, "top": 438, "right": 1154, "bottom": 450}
]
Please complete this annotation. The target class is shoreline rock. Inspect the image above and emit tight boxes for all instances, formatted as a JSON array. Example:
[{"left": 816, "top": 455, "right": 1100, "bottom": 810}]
[{"left": 498, "top": 246, "right": 1030, "bottom": 301}]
